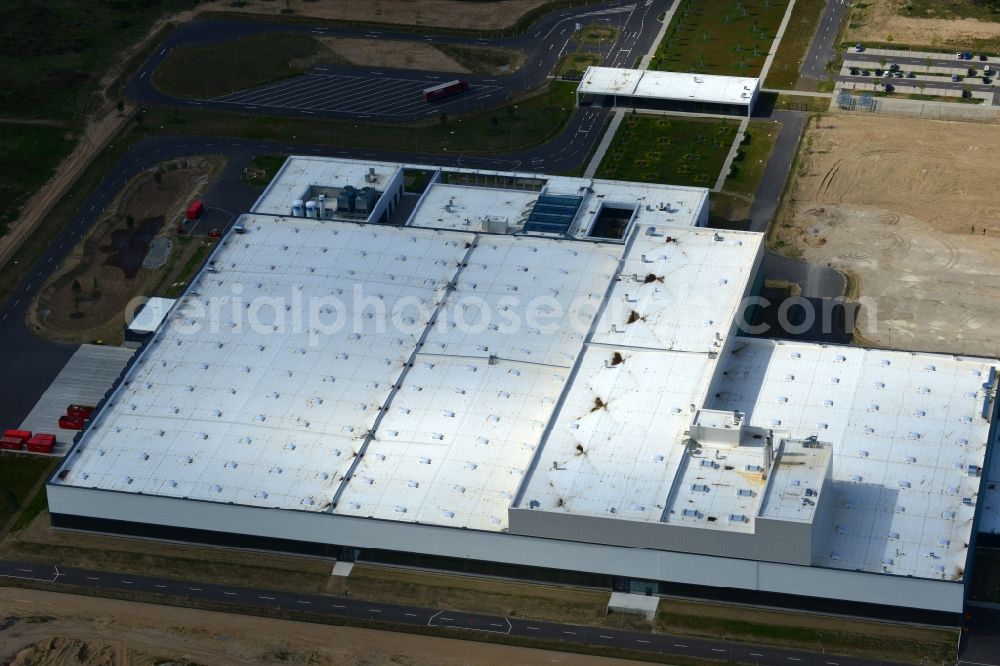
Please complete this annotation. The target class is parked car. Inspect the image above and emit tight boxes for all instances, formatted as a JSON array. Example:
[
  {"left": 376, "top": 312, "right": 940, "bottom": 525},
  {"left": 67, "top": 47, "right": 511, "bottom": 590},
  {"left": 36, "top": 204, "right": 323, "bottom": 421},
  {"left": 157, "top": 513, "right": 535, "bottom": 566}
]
[
  {"left": 984, "top": 77, "right": 992, "bottom": 84},
  {"left": 980, "top": 53, "right": 989, "bottom": 61},
  {"left": 861, "top": 69, "right": 871, "bottom": 76},
  {"left": 884, "top": 84, "right": 895, "bottom": 93},
  {"left": 849, "top": 67, "right": 860, "bottom": 76},
  {"left": 855, "top": 43, "right": 864, "bottom": 52},
  {"left": 952, "top": 74, "right": 961, "bottom": 82},
  {"left": 906, "top": 72, "right": 917, "bottom": 78},
  {"left": 962, "top": 89, "right": 974, "bottom": 98}
]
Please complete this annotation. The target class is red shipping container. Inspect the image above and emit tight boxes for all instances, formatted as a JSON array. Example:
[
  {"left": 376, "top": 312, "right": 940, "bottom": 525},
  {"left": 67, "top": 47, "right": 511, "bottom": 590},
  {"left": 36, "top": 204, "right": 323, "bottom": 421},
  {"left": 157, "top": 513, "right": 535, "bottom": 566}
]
[
  {"left": 1, "top": 436, "right": 24, "bottom": 451},
  {"left": 58, "top": 415, "right": 85, "bottom": 430},
  {"left": 3, "top": 429, "right": 32, "bottom": 442},
  {"left": 27, "top": 437, "right": 54, "bottom": 454},
  {"left": 33, "top": 433, "right": 56, "bottom": 444},
  {"left": 187, "top": 200, "right": 204, "bottom": 221},
  {"left": 67, "top": 404, "right": 94, "bottom": 418}
]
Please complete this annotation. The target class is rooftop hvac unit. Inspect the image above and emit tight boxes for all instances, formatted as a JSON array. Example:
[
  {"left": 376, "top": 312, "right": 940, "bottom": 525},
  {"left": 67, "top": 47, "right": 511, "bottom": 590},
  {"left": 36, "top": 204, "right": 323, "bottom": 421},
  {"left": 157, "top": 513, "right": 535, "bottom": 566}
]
[
  {"left": 337, "top": 186, "right": 356, "bottom": 213},
  {"left": 291, "top": 199, "right": 304, "bottom": 217}
]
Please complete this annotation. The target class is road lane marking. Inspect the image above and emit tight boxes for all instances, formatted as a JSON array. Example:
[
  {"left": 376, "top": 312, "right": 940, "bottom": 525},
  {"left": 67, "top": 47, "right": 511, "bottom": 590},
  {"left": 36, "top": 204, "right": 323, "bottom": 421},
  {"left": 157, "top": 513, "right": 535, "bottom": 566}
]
[
  {"left": 224, "top": 591, "right": 236, "bottom": 596},
  {"left": 674, "top": 644, "right": 687, "bottom": 648},
  {"left": 297, "top": 600, "right": 310, "bottom": 604},
  {"left": 600, "top": 635, "right": 614, "bottom": 639},
  {"left": 86, "top": 576, "right": 99, "bottom": 580},
  {"left": 636, "top": 639, "right": 650, "bottom": 644},
  {"left": 155, "top": 584, "right": 167, "bottom": 589},
  {"left": 751, "top": 653, "right": 764, "bottom": 657},
  {"left": 189, "top": 587, "right": 201, "bottom": 591},
  {"left": 121, "top": 580, "right": 133, "bottom": 584},
  {"left": 712, "top": 648, "right": 726, "bottom": 652},
  {"left": 788, "top": 659, "right": 802, "bottom": 662},
  {"left": 527, "top": 626, "right": 540, "bottom": 631},
  {"left": 563, "top": 631, "right": 576, "bottom": 635},
  {"left": 259, "top": 595, "right": 275, "bottom": 600},
  {"left": 369, "top": 609, "right": 382, "bottom": 613},
  {"left": 405, "top": 613, "right": 418, "bottom": 617}
]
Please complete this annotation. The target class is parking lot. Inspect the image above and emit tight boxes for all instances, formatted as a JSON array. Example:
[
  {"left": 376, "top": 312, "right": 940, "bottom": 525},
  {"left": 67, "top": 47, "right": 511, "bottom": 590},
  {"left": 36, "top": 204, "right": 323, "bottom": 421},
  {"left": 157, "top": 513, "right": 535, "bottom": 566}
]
[
  {"left": 212, "top": 72, "right": 505, "bottom": 119},
  {"left": 837, "top": 46, "right": 1000, "bottom": 104}
]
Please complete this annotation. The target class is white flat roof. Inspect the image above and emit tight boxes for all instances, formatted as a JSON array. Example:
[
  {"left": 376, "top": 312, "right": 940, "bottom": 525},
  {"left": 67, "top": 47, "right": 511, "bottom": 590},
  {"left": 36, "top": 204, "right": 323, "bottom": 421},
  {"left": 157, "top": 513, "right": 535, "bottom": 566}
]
[
  {"left": 578, "top": 67, "right": 760, "bottom": 106},
  {"left": 128, "top": 297, "right": 176, "bottom": 334},
  {"left": 592, "top": 227, "right": 761, "bottom": 352},
  {"left": 408, "top": 183, "right": 538, "bottom": 232},
  {"left": 254, "top": 156, "right": 400, "bottom": 217},
  {"left": 711, "top": 339, "right": 994, "bottom": 580},
  {"left": 60, "top": 217, "right": 472, "bottom": 511},
  {"left": 49, "top": 157, "right": 998, "bottom": 586},
  {"left": 519, "top": 347, "right": 716, "bottom": 522}
]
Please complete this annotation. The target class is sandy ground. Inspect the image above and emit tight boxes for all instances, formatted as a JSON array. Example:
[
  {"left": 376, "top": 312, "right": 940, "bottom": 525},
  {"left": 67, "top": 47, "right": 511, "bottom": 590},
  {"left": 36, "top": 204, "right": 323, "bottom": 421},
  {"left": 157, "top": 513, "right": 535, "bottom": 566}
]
[
  {"left": 773, "top": 113, "right": 1000, "bottom": 354},
  {"left": 845, "top": 0, "right": 1000, "bottom": 48},
  {"left": 0, "top": 588, "right": 631, "bottom": 666},
  {"left": 211, "top": 0, "right": 554, "bottom": 30},
  {"left": 318, "top": 37, "right": 469, "bottom": 73}
]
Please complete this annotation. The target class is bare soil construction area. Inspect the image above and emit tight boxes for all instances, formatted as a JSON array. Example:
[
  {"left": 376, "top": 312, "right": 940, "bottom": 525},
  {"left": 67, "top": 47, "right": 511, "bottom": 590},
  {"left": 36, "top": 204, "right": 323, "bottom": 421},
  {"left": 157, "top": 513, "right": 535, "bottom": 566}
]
[
  {"left": 29, "top": 157, "right": 224, "bottom": 345},
  {"left": 0, "top": 588, "right": 630, "bottom": 666},
  {"left": 211, "top": 0, "right": 555, "bottom": 31},
  {"left": 845, "top": 0, "right": 1000, "bottom": 49},
  {"left": 773, "top": 113, "right": 1000, "bottom": 355},
  {"left": 318, "top": 36, "right": 469, "bottom": 73}
]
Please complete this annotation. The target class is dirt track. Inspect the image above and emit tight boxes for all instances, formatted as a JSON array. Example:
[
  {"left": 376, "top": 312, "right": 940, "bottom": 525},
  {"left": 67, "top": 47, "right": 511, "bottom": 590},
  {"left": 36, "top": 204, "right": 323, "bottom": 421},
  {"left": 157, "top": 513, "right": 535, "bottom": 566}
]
[
  {"left": 0, "top": 588, "right": 630, "bottom": 666},
  {"left": 773, "top": 113, "right": 1000, "bottom": 354}
]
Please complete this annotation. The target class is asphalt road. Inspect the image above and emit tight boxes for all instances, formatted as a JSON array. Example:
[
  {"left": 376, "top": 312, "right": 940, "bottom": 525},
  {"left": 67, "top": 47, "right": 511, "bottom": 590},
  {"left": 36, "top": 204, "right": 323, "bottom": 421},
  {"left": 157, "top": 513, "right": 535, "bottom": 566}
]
[
  {"left": 0, "top": 558, "right": 903, "bottom": 666},
  {"left": 800, "top": 0, "right": 852, "bottom": 82},
  {"left": 126, "top": 0, "right": 672, "bottom": 121}
]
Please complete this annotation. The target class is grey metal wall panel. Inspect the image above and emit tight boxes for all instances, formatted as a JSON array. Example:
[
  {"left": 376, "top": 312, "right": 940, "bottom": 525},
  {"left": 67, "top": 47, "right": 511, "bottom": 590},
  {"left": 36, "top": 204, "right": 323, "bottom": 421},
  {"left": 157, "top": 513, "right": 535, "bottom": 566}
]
[{"left": 47, "top": 484, "right": 964, "bottom": 613}]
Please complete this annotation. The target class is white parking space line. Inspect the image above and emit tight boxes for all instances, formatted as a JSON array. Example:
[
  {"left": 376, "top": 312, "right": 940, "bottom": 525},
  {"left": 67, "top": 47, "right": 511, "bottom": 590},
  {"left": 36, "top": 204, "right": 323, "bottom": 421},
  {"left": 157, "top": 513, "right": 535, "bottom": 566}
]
[{"left": 212, "top": 72, "right": 501, "bottom": 117}]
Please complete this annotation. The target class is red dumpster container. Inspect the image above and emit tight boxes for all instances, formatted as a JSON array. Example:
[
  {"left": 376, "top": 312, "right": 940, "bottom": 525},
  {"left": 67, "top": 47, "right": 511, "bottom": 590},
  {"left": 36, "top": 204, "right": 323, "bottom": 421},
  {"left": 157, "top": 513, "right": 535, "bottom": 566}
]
[
  {"left": 0, "top": 436, "right": 24, "bottom": 451},
  {"left": 3, "top": 429, "right": 32, "bottom": 442},
  {"left": 58, "top": 415, "right": 85, "bottom": 430},
  {"left": 67, "top": 404, "right": 94, "bottom": 419},
  {"left": 26, "top": 436, "right": 55, "bottom": 454},
  {"left": 187, "top": 200, "right": 204, "bottom": 221}
]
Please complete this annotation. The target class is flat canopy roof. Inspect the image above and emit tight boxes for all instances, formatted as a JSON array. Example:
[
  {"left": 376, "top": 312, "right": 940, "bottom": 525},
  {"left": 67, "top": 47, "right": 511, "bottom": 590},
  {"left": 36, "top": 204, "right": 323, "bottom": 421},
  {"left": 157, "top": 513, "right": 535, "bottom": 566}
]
[{"left": 577, "top": 67, "right": 759, "bottom": 106}]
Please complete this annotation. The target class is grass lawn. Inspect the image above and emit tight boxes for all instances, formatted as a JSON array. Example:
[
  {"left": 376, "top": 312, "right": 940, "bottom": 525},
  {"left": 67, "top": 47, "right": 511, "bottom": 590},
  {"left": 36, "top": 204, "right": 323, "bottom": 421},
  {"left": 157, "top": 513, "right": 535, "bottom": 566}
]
[
  {"left": 436, "top": 44, "right": 525, "bottom": 75},
  {"left": 143, "top": 80, "right": 578, "bottom": 154},
  {"left": 655, "top": 599, "right": 956, "bottom": 663},
  {"left": 556, "top": 52, "right": 602, "bottom": 78},
  {"left": 242, "top": 154, "right": 289, "bottom": 187},
  {"left": 0, "top": 0, "right": 196, "bottom": 123},
  {"left": 574, "top": 23, "right": 619, "bottom": 46},
  {"left": 596, "top": 114, "right": 739, "bottom": 187},
  {"left": 763, "top": 0, "right": 829, "bottom": 89},
  {"left": 0, "top": 125, "right": 74, "bottom": 236},
  {"left": 651, "top": 0, "right": 790, "bottom": 76},
  {"left": 900, "top": 0, "right": 1000, "bottom": 20},
  {"left": 0, "top": 455, "right": 55, "bottom": 534},
  {"left": 153, "top": 33, "right": 333, "bottom": 99}
]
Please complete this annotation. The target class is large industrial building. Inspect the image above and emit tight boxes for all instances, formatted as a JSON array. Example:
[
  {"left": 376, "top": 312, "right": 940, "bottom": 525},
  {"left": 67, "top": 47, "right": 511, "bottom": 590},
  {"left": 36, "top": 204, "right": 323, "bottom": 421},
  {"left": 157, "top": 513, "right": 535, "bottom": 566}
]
[{"left": 47, "top": 157, "right": 997, "bottom": 620}]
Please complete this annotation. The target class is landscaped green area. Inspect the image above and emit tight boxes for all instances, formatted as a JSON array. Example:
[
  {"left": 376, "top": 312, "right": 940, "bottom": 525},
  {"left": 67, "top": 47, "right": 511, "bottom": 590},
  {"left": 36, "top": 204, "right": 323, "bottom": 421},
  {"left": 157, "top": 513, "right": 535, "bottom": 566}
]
[
  {"left": 556, "top": 52, "right": 602, "bottom": 78},
  {"left": 596, "top": 114, "right": 738, "bottom": 187},
  {"left": 242, "top": 154, "right": 289, "bottom": 187},
  {"left": 651, "top": 0, "right": 790, "bottom": 75},
  {"left": 724, "top": 120, "right": 779, "bottom": 195},
  {"left": 574, "top": 23, "right": 619, "bottom": 46},
  {"left": 153, "top": 33, "right": 340, "bottom": 99},
  {"left": 764, "top": 0, "right": 829, "bottom": 89},
  {"left": 0, "top": 125, "right": 74, "bottom": 235},
  {"left": 0, "top": 455, "right": 55, "bottom": 535}
]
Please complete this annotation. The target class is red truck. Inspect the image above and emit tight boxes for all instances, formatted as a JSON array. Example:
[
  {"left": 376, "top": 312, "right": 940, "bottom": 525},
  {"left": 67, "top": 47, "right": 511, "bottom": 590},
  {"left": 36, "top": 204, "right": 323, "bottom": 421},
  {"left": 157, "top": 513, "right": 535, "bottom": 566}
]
[
  {"left": 422, "top": 80, "right": 469, "bottom": 102},
  {"left": 187, "top": 200, "right": 204, "bottom": 221}
]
